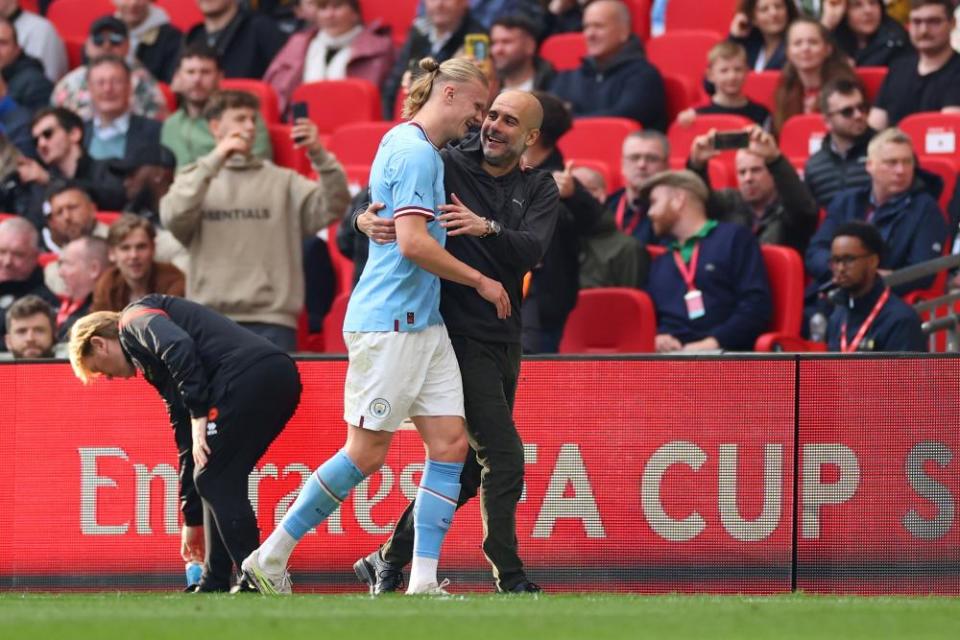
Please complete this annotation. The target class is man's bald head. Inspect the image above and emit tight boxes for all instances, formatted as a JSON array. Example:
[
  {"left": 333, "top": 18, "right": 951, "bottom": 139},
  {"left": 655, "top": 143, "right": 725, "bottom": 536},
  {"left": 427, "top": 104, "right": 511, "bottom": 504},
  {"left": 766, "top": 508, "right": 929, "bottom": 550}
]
[{"left": 481, "top": 90, "right": 543, "bottom": 172}]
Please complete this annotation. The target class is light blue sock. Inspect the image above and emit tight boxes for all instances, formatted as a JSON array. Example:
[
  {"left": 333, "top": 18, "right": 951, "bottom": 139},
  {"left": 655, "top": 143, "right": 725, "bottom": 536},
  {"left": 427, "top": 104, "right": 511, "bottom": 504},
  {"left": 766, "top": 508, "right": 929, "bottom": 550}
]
[
  {"left": 280, "top": 450, "right": 365, "bottom": 540},
  {"left": 412, "top": 459, "right": 463, "bottom": 559}
]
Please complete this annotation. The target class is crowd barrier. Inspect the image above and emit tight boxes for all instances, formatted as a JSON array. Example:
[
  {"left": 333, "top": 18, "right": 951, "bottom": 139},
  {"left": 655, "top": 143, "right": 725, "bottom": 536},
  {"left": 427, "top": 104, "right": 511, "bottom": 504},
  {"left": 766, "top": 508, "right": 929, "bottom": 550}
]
[{"left": 1, "top": 356, "right": 957, "bottom": 594}]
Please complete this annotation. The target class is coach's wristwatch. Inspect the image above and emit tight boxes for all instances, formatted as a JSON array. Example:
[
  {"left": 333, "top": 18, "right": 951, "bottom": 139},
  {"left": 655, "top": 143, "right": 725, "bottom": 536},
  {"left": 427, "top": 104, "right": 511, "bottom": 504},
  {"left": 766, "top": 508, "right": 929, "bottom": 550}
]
[{"left": 481, "top": 218, "right": 502, "bottom": 238}]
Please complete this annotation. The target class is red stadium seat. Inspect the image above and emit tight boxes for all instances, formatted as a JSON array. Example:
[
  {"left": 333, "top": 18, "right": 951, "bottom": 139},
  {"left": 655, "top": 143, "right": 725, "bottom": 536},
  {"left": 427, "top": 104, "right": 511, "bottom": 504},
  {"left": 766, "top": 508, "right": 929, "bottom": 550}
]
[
  {"left": 626, "top": 0, "right": 652, "bottom": 41},
  {"left": 743, "top": 71, "right": 780, "bottom": 112},
  {"left": 558, "top": 288, "right": 656, "bottom": 353},
  {"left": 647, "top": 30, "right": 722, "bottom": 102},
  {"left": 667, "top": 114, "right": 753, "bottom": 161},
  {"left": 899, "top": 112, "right": 960, "bottom": 163},
  {"left": 759, "top": 244, "right": 805, "bottom": 338},
  {"left": 539, "top": 33, "right": 586, "bottom": 72},
  {"left": 662, "top": 73, "right": 696, "bottom": 122},
  {"left": 568, "top": 158, "right": 619, "bottom": 194},
  {"left": 327, "top": 121, "right": 396, "bottom": 166},
  {"left": 778, "top": 114, "right": 827, "bottom": 161},
  {"left": 0, "top": 212, "right": 15, "bottom": 222},
  {"left": 557, "top": 118, "right": 641, "bottom": 184},
  {"left": 220, "top": 79, "right": 281, "bottom": 124},
  {"left": 63, "top": 37, "right": 84, "bottom": 70},
  {"left": 157, "top": 81, "right": 177, "bottom": 115},
  {"left": 155, "top": 0, "right": 205, "bottom": 32},
  {"left": 855, "top": 66, "right": 887, "bottom": 103},
  {"left": 343, "top": 164, "right": 372, "bottom": 193},
  {"left": 754, "top": 333, "right": 827, "bottom": 352},
  {"left": 918, "top": 156, "right": 957, "bottom": 217},
  {"left": 291, "top": 80, "right": 382, "bottom": 134},
  {"left": 664, "top": 0, "right": 737, "bottom": 35},
  {"left": 95, "top": 211, "right": 122, "bottom": 226},
  {"left": 360, "top": 0, "right": 419, "bottom": 49},
  {"left": 323, "top": 293, "right": 350, "bottom": 353},
  {"left": 47, "top": 0, "right": 114, "bottom": 45},
  {"left": 667, "top": 156, "right": 735, "bottom": 189},
  {"left": 268, "top": 123, "right": 311, "bottom": 175}
]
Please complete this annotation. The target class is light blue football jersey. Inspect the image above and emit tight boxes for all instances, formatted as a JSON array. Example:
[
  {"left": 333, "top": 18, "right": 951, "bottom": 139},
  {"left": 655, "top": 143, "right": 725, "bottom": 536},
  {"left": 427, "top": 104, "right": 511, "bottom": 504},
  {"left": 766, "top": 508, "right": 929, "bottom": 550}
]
[{"left": 343, "top": 122, "right": 447, "bottom": 332}]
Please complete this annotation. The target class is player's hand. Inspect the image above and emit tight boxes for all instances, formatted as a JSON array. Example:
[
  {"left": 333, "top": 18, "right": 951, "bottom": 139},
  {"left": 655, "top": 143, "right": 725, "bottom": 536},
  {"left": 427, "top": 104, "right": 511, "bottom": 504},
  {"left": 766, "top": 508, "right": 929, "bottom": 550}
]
[
  {"left": 180, "top": 524, "right": 204, "bottom": 563},
  {"left": 552, "top": 160, "right": 576, "bottom": 199},
  {"left": 655, "top": 334, "right": 683, "bottom": 353},
  {"left": 16, "top": 157, "right": 49, "bottom": 185},
  {"left": 438, "top": 193, "right": 488, "bottom": 236},
  {"left": 213, "top": 131, "right": 252, "bottom": 161},
  {"left": 191, "top": 416, "right": 211, "bottom": 469},
  {"left": 357, "top": 202, "right": 396, "bottom": 244},
  {"left": 291, "top": 117, "right": 321, "bottom": 152},
  {"left": 476, "top": 276, "right": 511, "bottom": 319}
]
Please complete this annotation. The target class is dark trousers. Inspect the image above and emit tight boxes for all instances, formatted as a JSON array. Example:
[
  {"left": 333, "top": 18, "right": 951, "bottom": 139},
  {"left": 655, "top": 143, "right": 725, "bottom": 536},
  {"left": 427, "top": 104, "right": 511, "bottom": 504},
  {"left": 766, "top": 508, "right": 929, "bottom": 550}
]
[
  {"left": 193, "top": 354, "right": 302, "bottom": 586},
  {"left": 238, "top": 322, "right": 298, "bottom": 352},
  {"left": 380, "top": 335, "right": 527, "bottom": 590}
]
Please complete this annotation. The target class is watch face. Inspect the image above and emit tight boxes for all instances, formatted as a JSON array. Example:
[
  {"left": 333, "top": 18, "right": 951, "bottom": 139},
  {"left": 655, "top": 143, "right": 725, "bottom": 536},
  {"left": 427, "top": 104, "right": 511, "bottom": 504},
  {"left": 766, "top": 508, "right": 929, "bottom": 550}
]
[{"left": 491, "top": 220, "right": 502, "bottom": 235}]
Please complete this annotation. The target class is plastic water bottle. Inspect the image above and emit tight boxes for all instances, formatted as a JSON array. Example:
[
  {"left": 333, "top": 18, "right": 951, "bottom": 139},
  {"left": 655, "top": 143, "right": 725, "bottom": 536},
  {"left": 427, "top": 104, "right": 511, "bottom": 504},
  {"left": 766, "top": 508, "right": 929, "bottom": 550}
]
[
  {"left": 809, "top": 312, "right": 827, "bottom": 343},
  {"left": 185, "top": 561, "right": 203, "bottom": 587}
]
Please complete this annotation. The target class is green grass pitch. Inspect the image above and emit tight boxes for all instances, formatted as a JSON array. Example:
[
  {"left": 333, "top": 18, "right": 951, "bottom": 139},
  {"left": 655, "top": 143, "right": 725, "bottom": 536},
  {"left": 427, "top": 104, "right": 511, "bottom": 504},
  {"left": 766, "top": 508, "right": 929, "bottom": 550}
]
[{"left": 2, "top": 593, "right": 960, "bottom": 640}]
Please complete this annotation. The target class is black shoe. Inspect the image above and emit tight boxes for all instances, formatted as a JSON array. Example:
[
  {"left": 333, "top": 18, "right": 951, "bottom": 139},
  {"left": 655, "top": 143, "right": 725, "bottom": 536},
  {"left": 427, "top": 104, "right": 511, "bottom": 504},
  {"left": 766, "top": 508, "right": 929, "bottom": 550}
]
[
  {"left": 229, "top": 576, "right": 259, "bottom": 594},
  {"left": 498, "top": 580, "right": 543, "bottom": 594},
  {"left": 183, "top": 581, "right": 230, "bottom": 593},
  {"left": 353, "top": 551, "right": 404, "bottom": 595}
]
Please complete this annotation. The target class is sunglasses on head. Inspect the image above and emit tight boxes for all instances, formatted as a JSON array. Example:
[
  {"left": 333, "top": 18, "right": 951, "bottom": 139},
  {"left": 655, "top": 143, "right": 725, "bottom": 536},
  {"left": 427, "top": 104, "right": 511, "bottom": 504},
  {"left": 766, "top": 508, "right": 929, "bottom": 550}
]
[
  {"left": 31, "top": 127, "right": 56, "bottom": 145},
  {"left": 92, "top": 32, "right": 126, "bottom": 47}
]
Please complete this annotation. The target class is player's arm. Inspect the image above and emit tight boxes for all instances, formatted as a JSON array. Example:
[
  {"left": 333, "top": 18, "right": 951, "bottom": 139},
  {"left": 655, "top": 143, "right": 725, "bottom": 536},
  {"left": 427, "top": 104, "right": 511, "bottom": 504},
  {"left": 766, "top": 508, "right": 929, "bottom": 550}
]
[{"left": 395, "top": 214, "right": 511, "bottom": 319}]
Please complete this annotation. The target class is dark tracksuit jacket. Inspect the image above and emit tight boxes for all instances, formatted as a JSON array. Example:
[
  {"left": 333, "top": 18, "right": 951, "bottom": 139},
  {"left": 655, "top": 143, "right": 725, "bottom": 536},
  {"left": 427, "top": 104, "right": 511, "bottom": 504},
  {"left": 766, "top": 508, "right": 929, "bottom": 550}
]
[
  {"left": 119, "top": 295, "right": 301, "bottom": 585},
  {"left": 646, "top": 222, "right": 772, "bottom": 350},
  {"left": 805, "top": 184, "right": 948, "bottom": 299},
  {"left": 804, "top": 130, "right": 874, "bottom": 211},
  {"left": 826, "top": 281, "right": 926, "bottom": 352}
]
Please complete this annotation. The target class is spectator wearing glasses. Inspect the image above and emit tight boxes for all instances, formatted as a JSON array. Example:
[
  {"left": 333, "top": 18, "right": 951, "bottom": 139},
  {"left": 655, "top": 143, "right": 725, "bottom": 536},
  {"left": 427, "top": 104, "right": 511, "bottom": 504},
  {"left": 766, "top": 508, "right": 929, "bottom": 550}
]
[
  {"left": 51, "top": 16, "right": 168, "bottom": 121},
  {"left": 868, "top": 0, "right": 960, "bottom": 130},
  {"left": 804, "top": 78, "right": 875, "bottom": 209},
  {"left": 605, "top": 130, "right": 670, "bottom": 246},
  {"left": 0, "top": 16, "right": 52, "bottom": 110},
  {"left": 824, "top": 221, "right": 925, "bottom": 352}
]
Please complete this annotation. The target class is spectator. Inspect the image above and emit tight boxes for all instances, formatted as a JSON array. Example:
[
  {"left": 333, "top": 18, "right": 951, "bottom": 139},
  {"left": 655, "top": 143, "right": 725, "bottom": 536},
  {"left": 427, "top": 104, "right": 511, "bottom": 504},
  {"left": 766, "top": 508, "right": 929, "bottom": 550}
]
[
  {"left": 549, "top": 0, "right": 666, "bottom": 129},
  {"left": 83, "top": 55, "right": 163, "bottom": 162},
  {"left": 806, "top": 127, "right": 947, "bottom": 304},
  {"left": 160, "top": 90, "right": 349, "bottom": 351},
  {"left": 419, "top": 0, "right": 546, "bottom": 31},
  {"left": 728, "top": 0, "right": 800, "bottom": 71},
  {"left": 162, "top": 43, "right": 272, "bottom": 167},
  {"left": 1, "top": 0, "right": 67, "bottom": 82},
  {"left": 804, "top": 77, "right": 874, "bottom": 209},
  {"left": 382, "top": 0, "right": 486, "bottom": 119},
  {"left": 574, "top": 164, "right": 649, "bottom": 289},
  {"left": 606, "top": 130, "right": 670, "bottom": 246},
  {"left": 640, "top": 170, "right": 773, "bottom": 352},
  {"left": 41, "top": 181, "right": 110, "bottom": 295},
  {"left": 112, "top": 144, "right": 176, "bottom": 224},
  {"left": 115, "top": 0, "right": 183, "bottom": 84},
  {"left": 184, "top": 0, "right": 287, "bottom": 79},
  {"left": 92, "top": 214, "right": 184, "bottom": 312},
  {"left": 15, "top": 107, "right": 126, "bottom": 227},
  {"left": 689, "top": 126, "right": 819, "bottom": 253},
  {"left": 55, "top": 235, "right": 109, "bottom": 341},
  {"left": 490, "top": 14, "right": 554, "bottom": 92},
  {"left": 519, "top": 90, "right": 604, "bottom": 353},
  {"left": 543, "top": 0, "right": 586, "bottom": 36},
  {"left": 824, "top": 220, "right": 925, "bottom": 351},
  {"left": 0, "top": 74, "right": 31, "bottom": 155},
  {"left": 0, "top": 17, "right": 52, "bottom": 110},
  {"left": 772, "top": 17, "right": 857, "bottom": 133},
  {"left": 3, "top": 294, "right": 56, "bottom": 359},
  {"left": 675, "top": 41, "right": 772, "bottom": 129},
  {"left": 868, "top": 0, "right": 960, "bottom": 129},
  {"left": 0, "top": 216, "right": 58, "bottom": 349},
  {"left": 822, "top": 0, "right": 912, "bottom": 66},
  {"left": 51, "top": 17, "right": 168, "bottom": 121},
  {"left": 264, "top": 0, "right": 394, "bottom": 116}
]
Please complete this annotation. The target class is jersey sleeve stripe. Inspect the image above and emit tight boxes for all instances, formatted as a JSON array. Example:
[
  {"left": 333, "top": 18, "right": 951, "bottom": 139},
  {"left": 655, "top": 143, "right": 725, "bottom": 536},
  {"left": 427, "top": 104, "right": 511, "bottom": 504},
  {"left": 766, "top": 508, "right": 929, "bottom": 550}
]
[{"left": 394, "top": 206, "right": 435, "bottom": 219}]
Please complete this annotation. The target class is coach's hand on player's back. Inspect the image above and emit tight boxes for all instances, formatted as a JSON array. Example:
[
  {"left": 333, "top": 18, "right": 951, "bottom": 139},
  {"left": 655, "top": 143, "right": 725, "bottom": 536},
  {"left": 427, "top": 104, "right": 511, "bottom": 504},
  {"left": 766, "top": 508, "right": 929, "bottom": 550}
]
[
  {"left": 357, "top": 203, "right": 396, "bottom": 244},
  {"left": 477, "top": 276, "right": 511, "bottom": 319}
]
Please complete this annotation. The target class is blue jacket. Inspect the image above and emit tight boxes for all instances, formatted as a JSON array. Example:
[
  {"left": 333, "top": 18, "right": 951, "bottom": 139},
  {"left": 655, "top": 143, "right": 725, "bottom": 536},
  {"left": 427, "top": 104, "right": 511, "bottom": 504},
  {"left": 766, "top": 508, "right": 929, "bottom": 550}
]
[
  {"left": 646, "top": 222, "right": 772, "bottom": 350},
  {"left": 826, "top": 281, "right": 926, "bottom": 352},
  {"left": 549, "top": 36, "right": 666, "bottom": 131},
  {"left": 805, "top": 184, "right": 948, "bottom": 297}
]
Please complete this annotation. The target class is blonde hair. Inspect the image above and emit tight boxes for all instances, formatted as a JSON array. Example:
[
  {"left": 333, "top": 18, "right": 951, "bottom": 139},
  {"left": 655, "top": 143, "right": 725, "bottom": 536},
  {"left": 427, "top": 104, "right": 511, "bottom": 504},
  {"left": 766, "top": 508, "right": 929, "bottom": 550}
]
[
  {"left": 867, "top": 128, "right": 914, "bottom": 160},
  {"left": 707, "top": 41, "right": 747, "bottom": 67},
  {"left": 401, "top": 57, "right": 488, "bottom": 120},
  {"left": 68, "top": 311, "right": 121, "bottom": 384}
]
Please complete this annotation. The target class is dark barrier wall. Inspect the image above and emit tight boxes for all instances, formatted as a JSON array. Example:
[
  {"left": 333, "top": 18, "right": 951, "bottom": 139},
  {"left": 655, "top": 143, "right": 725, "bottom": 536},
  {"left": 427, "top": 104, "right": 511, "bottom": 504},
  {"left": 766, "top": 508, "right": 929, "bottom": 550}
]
[{"left": 0, "top": 357, "right": 956, "bottom": 594}]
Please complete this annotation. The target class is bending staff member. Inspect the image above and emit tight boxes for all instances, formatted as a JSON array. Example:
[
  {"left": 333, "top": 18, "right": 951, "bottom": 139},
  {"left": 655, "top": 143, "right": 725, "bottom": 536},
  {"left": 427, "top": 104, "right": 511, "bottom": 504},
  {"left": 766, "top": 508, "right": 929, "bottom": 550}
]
[{"left": 68, "top": 294, "right": 302, "bottom": 593}]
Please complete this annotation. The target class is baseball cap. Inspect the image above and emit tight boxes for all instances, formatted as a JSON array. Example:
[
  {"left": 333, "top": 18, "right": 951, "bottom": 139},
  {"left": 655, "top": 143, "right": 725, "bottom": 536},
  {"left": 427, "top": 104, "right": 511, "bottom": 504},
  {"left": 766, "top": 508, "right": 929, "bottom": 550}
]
[{"left": 89, "top": 16, "right": 129, "bottom": 39}]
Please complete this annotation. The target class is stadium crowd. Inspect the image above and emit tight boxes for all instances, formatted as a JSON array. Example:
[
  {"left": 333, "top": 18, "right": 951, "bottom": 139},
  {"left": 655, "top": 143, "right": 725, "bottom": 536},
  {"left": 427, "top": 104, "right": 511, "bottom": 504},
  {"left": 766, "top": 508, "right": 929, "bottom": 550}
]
[{"left": 3, "top": 0, "right": 960, "bottom": 358}]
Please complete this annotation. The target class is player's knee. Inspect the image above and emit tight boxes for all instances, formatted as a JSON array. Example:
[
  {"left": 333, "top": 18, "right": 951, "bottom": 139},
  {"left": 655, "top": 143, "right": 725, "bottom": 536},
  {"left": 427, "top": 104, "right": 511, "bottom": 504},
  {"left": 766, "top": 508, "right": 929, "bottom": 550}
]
[{"left": 426, "top": 426, "right": 469, "bottom": 462}]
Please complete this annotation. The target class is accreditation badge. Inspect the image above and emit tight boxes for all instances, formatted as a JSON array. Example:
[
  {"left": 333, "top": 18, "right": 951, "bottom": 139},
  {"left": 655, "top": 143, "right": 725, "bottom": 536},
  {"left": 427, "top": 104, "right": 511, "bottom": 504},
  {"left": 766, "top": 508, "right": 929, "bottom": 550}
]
[{"left": 684, "top": 289, "right": 706, "bottom": 320}]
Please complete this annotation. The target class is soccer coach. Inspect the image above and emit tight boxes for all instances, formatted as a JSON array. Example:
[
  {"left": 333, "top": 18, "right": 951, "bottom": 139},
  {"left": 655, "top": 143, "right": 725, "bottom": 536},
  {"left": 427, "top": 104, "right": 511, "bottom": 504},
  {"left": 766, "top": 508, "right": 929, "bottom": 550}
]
[
  {"left": 68, "top": 294, "right": 302, "bottom": 592},
  {"left": 353, "top": 90, "right": 559, "bottom": 594}
]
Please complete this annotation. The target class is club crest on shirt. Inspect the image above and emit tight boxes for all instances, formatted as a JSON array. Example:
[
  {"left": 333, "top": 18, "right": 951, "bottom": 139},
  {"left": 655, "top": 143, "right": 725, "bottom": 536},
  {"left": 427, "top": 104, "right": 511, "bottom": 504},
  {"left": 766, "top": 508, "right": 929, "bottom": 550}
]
[
  {"left": 369, "top": 398, "right": 391, "bottom": 419},
  {"left": 206, "top": 421, "right": 218, "bottom": 436}
]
